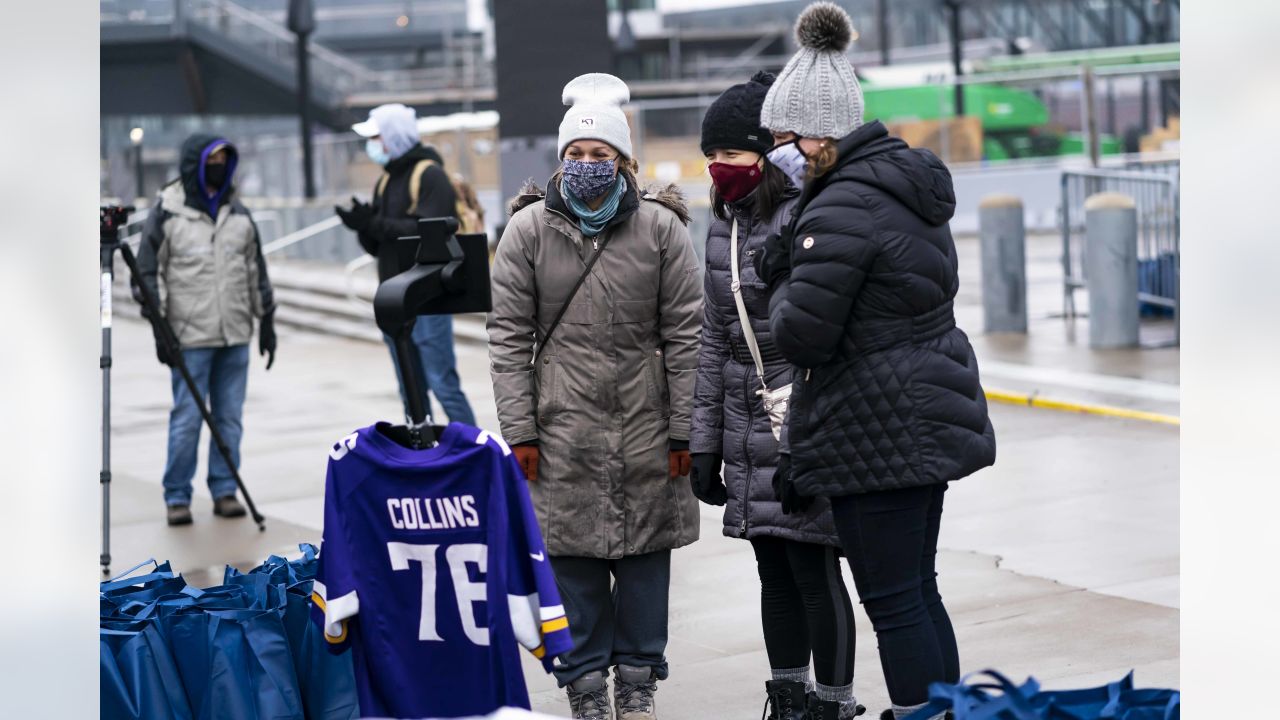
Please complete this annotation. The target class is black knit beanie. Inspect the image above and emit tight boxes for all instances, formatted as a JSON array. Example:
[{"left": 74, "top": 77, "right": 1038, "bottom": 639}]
[{"left": 700, "top": 71, "right": 777, "bottom": 156}]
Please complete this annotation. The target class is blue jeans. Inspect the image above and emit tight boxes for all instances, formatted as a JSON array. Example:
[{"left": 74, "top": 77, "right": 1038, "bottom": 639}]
[
  {"left": 162, "top": 345, "right": 249, "bottom": 506},
  {"left": 383, "top": 314, "right": 475, "bottom": 426}
]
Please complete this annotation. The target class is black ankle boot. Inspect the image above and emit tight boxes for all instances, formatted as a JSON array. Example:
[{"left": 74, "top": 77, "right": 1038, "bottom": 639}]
[
  {"left": 807, "top": 691, "right": 865, "bottom": 720},
  {"left": 764, "top": 680, "right": 808, "bottom": 720}
]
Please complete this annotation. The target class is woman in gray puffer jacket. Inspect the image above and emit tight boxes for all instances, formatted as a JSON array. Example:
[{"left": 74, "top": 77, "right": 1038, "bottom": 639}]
[{"left": 689, "top": 72, "right": 862, "bottom": 720}]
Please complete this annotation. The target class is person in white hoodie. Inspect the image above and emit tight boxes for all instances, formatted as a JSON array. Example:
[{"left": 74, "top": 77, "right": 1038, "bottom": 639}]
[{"left": 336, "top": 103, "right": 476, "bottom": 427}]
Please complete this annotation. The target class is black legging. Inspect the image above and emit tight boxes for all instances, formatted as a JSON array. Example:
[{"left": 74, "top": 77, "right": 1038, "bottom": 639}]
[
  {"left": 751, "top": 537, "right": 855, "bottom": 688},
  {"left": 830, "top": 483, "right": 959, "bottom": 707}
]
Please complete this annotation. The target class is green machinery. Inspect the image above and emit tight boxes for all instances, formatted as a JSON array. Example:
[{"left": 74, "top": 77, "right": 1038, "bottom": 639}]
[{"left": 860, "top": 43, "right": 1178, "bottom": 161}]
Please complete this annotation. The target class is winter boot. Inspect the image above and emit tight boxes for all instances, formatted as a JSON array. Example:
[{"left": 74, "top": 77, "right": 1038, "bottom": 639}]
[
  {"left": 213, "top": 494, "right": 247, "bottom": 518},
  {"left": 807, "top": 691, "right": 865, "bottom": 720},
  {"left": 612, "top": 664, "right": 658, "bottom": 719},
  {"left": 764, "top": 679, "right": 808, "bottom": 720},
  {"left": 567, "top": 671, "right": 611, "bottom": 720},
  {"left": 166, "top": 504, "right": 192, "bottom": 526}
]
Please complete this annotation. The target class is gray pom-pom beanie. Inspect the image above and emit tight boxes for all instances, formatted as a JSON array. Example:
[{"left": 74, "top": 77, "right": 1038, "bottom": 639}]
[
  {"left": 558, "top": 73, "right": 634, "bottom": 160},
  {"left": 760, "top": 1, "right": 864, "bottom": 139}
]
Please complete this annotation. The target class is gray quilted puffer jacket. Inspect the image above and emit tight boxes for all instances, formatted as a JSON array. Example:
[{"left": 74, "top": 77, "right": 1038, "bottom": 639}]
[{"left": 690, "top": 189, "right": 840, "bottom": 547}]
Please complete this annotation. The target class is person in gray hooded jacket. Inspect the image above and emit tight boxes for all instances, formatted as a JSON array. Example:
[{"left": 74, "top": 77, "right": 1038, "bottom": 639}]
[
  {"left": 690, "top": 71, "right": 862, "bottom": 720},
  {"left": 135, "top": 133, "right": 276, "bottom": 527},
  {"left": 487, "top": 73, "right": 702, "bottom": 720}
]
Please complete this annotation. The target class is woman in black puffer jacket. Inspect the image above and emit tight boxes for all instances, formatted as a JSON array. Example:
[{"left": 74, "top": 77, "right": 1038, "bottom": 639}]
[
  {"left": 754, "top": 4, "right": 997, "bottom": 720},
  {"left": 689, "top": 71, "right": 862, "bottom": 720}
]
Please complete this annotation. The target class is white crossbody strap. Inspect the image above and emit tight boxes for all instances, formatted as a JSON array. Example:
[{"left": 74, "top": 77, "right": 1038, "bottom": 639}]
[{"left": 729, "top": 218, "right": 769, "bottom": 391}]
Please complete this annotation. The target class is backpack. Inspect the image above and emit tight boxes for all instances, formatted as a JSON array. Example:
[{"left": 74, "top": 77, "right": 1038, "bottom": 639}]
[{"left": 375, "top": 159, "right": 484, "bottom": 235}]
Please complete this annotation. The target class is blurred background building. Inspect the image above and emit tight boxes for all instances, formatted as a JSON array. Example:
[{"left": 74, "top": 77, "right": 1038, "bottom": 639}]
[{"left": 101, "top": 0, "right": 1180, "bottom": 257}]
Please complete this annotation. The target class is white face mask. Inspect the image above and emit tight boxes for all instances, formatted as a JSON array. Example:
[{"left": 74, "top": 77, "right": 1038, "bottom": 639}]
[
  {"left": 365, "top": 138, "right": 390, "bottom": 166},
  {"left": 767, "top": 140, "right": 808, "bottom": 188}
]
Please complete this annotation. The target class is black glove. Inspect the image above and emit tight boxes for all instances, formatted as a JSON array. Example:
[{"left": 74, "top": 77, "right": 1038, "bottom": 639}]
[
  {"left": 689, "top": 453, "right": 727, "bottom": 506},
  {"left": 755, "top": 231, "right": 792, "bottom": 287},
  {"left": 258, "top": 310, "right": 277, "bottom": 370},
  {"left": 151, "top": 321, "right": 173, "bottom": 367},
  {"left": 773, "top": 454, "right": 814, "bottom": 515},
  {"left": 335, "top": 197, "right": 374, "bottom": 232}
]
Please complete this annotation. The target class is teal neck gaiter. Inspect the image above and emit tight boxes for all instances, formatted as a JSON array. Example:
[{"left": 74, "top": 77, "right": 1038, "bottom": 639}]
[{"left": 561, "top": 175, "right": 628, "bottom": 238}]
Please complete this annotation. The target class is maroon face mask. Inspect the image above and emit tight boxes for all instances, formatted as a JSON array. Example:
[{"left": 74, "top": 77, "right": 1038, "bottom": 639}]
[{"left": 708, "top": 161, "right": 764, "bottom": 203}]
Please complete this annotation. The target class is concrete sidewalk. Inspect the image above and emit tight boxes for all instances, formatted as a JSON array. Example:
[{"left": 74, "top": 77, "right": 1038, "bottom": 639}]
[
  {"left": 954, "top": 232, "right": 1179, "bottom": 417},
  {"left": 101, "top": 301, "right": 1177, "bottom": 717}
]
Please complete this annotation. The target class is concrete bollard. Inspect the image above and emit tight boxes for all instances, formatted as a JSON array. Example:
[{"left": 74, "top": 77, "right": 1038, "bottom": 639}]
[
  {"left": 978, "top": 194, "right": 1027, "bottom": 333},
  {"left": 1084, "top": 192, "right": 1139, "bottom": 348}
]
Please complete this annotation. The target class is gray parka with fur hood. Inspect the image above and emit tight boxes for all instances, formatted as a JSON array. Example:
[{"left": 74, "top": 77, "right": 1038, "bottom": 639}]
[{"left": 487, "top": 175, "right": 704, "bottom": 559}]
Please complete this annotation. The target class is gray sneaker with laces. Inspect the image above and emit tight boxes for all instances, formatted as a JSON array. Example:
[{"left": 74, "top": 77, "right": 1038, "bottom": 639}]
[
  {"left": 567, "top": 671, "right": 611, "bottom": 720},
  {"left": 613, "top": 664, "right": 658, "bottom": 719}
]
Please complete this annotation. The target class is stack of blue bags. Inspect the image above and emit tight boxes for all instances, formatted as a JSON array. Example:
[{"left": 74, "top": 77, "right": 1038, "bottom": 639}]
[
  {"left": 903, "top": 669, "right": 1179, "bottom": 720},
  {"left": 99, "top": 544, "right": 359, "bottom": 720}
]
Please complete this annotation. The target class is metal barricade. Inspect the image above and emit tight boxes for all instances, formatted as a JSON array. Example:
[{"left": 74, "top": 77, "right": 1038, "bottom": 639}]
[{"left": 1060, "top": 166, "right": 1180, "bottom": 345}]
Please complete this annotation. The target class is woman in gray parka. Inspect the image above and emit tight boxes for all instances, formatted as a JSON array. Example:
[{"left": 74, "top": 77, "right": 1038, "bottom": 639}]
[
  {"left": 689, "top": 72, "right": 863, "bottom": 720},
  {"left": 487, "top": 73, "right": 703, "bottom": 720}
]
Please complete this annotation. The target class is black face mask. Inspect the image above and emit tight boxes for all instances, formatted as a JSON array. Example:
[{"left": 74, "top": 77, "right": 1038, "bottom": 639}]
[{"left": 204, "top": 163, "right": 228, "bottom": 190}]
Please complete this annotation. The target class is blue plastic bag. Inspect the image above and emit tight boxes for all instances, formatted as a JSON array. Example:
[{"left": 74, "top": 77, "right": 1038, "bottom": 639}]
[
  {"left": 158, "top": 607, "right": 306, "bottom": 720},
  {"left": 101, "top": 560, "right": 194, "bottom": 620},
  {"left": 904, "top": 669, "right": 1179, "bottom": 720},
  {"left": 101, "top": 620, "right": 193, "bottom": 720},
  {"left": 247, "top": 545, "right": 359, "bottom": 720},
  {"left": 102, "top": 549, "right": 356, "bottom": 720}
]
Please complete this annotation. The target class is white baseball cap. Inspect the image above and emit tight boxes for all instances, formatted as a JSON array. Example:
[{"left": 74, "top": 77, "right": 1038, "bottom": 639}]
[{"left": 351, "top": 103, "right": 420, "bottom": 159}]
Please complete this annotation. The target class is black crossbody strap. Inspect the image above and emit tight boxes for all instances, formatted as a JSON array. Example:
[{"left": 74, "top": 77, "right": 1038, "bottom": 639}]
[{"left": 534, "top": 233, "right": 614, "bottom": 361}]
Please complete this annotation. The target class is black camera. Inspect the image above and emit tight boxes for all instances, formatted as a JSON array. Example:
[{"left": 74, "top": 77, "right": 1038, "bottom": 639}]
[{"left": 101, "top": 205, "right": 134, "bottom": 241}]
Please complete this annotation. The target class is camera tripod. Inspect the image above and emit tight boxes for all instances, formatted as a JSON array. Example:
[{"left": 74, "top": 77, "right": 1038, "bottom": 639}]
[{"left": 100, "top": 206, "right": 265, "bottom": 576}]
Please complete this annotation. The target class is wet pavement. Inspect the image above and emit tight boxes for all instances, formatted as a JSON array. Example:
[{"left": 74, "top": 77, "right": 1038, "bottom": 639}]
[{"left": 101, "top": 231, "right": 1178, "bottom": 716}]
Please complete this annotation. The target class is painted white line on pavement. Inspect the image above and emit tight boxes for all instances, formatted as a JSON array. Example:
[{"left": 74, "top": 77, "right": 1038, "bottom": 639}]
[{"left": 980, "top": 360, "right": 1180, "bottom": 403}]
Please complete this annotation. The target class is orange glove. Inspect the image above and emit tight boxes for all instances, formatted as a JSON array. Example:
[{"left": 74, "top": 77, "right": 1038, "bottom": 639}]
[
  {"left": 513, "top": 444, "right": 539, "bottom": 482},
  {"left": 669, "top": 449, "right": 692, "bottom": 479}
]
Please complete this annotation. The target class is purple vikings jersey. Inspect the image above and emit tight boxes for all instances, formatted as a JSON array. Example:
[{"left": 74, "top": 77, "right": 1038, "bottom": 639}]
[{"left": 310, "top": 422, "right": 572, "bottom": 719}]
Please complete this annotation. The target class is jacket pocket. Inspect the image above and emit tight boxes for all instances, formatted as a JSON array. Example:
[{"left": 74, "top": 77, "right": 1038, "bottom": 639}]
[
  {"left": 645, "top": 349, "right": 671, "bottom": 418},
  {"left": 535, "top": 355, "right": 562, "bottom": 425}
]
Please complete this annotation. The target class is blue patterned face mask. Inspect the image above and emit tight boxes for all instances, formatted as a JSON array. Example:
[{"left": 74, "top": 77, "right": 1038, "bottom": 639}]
[{"left": 561, "top": 158, "right": 618, "bottom": 202}]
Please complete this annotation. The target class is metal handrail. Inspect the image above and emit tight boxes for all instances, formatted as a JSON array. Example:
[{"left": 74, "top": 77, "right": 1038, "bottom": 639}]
[
  {"left": 109, "top": 0, "right": 489, "bottom": 96},
  {"left": 261, "top": 215, "right": 344, "bottom": 256},
  {"left": 343, "top": 254, "right": 376, "bottom": 311},
  {"left": 187, "top": 0, "right": 369, "bottom": 91}
]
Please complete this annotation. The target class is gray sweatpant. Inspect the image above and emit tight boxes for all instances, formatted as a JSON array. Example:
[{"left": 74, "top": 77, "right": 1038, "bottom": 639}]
[{"left": 549, "top": 550, "right": 672, "bottom": 687}]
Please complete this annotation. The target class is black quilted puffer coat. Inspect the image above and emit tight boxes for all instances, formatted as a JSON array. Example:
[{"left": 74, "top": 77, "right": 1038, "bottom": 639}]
[
  {"left": 690, "top": 188, "right": 841, "bottom": 546},
  {"left": 768, "top": 121, "right": 996, "bottom": 497}
]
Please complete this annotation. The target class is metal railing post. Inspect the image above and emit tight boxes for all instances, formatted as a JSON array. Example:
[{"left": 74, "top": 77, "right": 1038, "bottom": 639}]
[
  {"left": 1084, "top": 192, "right": 1139, "bottom": 349},
  {"left": 979, "top": 194, "right": 1027, "bottom": 333}
]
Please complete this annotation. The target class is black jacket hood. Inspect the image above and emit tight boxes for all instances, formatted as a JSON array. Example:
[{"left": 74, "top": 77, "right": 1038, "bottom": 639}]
[
  {"left": 178, "top": 133, "right": 238, "bottom": 216},
  {"left": 827, "top": 121, "right": 956, "bottom": 226}
]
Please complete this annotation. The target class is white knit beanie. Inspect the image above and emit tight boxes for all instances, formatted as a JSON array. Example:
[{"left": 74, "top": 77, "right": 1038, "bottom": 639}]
[
  {"left": 760, "top": 2, "right": 864, "bottom": 139},
  {"left": 558, "top": 73, "right": 633, "bottom": 160}
]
